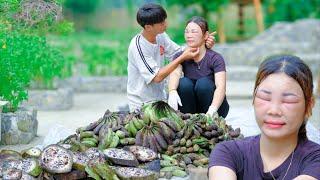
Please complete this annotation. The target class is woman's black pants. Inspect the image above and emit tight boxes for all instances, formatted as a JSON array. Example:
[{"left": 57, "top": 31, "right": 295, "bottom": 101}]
[{"left": 177, "top": 76, "right": 229, "bottom": 118}]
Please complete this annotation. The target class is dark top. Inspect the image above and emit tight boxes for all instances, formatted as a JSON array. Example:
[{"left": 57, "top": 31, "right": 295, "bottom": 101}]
[
  {"left": 209, "top": 135, "right": 320, "bottom": 180},
  {"left": 173, "top": 49, "right": 226, "bottom": 80}
]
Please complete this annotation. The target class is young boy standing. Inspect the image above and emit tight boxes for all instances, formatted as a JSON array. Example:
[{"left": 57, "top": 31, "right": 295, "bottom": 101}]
[{"left": 127, "top": 3, "right": 214, "bottom": 111}]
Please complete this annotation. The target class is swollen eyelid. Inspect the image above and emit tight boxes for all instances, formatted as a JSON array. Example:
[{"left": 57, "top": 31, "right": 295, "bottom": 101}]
[
  {"left": 256, "top": 93, "right": 271, "bottom": 101},
  {"left": 283, "top": 97, "right": 299, "bottom": 103}
]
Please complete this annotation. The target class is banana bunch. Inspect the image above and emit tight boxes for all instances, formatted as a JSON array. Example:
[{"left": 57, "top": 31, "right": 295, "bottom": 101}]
[
  {"left": 76, "top": 110, "right": 127, "bottom": 138},
  {"left": 160, "top": 153, "right": 209, "bottom": 176},
  {"left": 98, "top": 128, "right": 120, "bottom": 150},
  {"left": 80, "top": 131, "right": 99, "bottom": 148},
  {"left": 124, "top": 118, "right": 145, "bottom": 137},
  {"left": 160, "top": 152, "right": 209, "bottom": 179}
]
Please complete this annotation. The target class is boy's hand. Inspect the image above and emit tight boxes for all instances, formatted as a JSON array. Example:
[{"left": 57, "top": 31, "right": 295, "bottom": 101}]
[
  {"left": 205, "top": 31, "right": 216, "bottom": 49},
  {"left": 181, "top": 47, "right": 200, "bottom": 60}
]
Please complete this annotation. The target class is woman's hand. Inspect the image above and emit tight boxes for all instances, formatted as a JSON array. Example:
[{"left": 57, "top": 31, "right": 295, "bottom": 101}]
[
  {"left": 206, "top": 105, "right": 219, "bottom": 119},
  {"left": 168, "top": 90, "right": 182, "bottom": 110},
  {"left": 205, "top": 31, "right": 216, "bottom": 49}
]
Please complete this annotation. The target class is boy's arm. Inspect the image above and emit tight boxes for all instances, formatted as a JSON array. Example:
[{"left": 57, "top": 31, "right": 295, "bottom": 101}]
[{"left": 152, "top": 48, "right": 198, "bottom": 83}]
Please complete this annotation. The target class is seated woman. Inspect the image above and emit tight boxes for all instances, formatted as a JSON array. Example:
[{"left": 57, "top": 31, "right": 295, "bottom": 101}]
[
  {"left": 168, "top": 16, "right": 229, "bottom": 118},
  {"left": 209, "top": 55, "right": 320, "bottom": 180}
]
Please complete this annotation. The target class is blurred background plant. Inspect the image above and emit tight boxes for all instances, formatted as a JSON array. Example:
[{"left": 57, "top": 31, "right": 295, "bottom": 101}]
[{"left": 0, "top": 0, "right": 73, "bottom": 112}]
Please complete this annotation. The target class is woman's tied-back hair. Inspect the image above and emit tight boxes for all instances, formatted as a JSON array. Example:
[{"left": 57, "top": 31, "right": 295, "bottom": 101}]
[
  {"left": 136, "top": 3, "right": 167, "bottom": 28},
  {"left": 186, "top": 16, "right": 209, "bottom": 35},
  {"left": 253, "top": 55, "right": 314, "bottom": 141}
]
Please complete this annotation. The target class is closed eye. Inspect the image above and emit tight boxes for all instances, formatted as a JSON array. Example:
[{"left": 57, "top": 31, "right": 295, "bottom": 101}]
[
  {"left": 256, "top": 91, "right": 271, "bottom": 101},
  {"left": 282, "top": 92, "right": 301, "bottom": 103},
  {"left": 282, "top": 96, "right": 300, "bottom": 104}
]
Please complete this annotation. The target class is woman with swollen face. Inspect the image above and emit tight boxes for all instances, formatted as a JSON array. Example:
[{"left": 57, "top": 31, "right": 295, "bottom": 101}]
[
  {"left": 168, "top": 16, "right": 229, "bottom": 118},
  {"left": 208, "top": 55, "right": 320, "bottom": 180}
]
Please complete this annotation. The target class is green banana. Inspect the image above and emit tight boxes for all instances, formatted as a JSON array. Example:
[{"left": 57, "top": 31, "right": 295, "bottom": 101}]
[
  {"left": 132, "top": 118, "right": 144, "bottom": 130},
  {"left": 81, "top": 140, "right": 96, "bottom": 147},
  {"left": 115, "top": 130, "right": 126, "bottom": 139},
  {"left": 82, "top": 137, "right": 98, "bottom": 144},
  {"left": 109, "top": 133, "right": 120, "bottom": 148},
  {"left": 80, "top": 131, "right": 95, "bottom": 139},
  {"left": 127, "top": 121, "right": 138, "bottom": 137}
]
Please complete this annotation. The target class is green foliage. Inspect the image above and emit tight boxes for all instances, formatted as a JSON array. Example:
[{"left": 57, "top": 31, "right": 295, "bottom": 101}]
[
  {"left": 64, "top": 0, "right": 102, "bottom": 14},
  {"left": 166, "top": 0, "right": 229, "bottom": 19},
  {"left": 0, "top": 32, "right": 65, "bottom": 112},
  {"left": 0, "top": 0, "right": 73, "bottom": 112},
  {"left": 49, "top": 29, "right": 137, "bottom": 77},
  {"left": 264, "top": 0, "right": 320, "bottom": 27},
  {"left": 79, "top": 41, "right": 128, "bottom": 76}
]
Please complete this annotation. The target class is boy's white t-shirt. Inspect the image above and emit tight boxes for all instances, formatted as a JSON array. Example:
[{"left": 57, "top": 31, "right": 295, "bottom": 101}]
[{"left": 127, "top": 32, "right": 180, "bottom": 111}]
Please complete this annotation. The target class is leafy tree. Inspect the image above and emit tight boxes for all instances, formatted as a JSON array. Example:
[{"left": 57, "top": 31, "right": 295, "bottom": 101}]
[
  {"left": 166, "top": 0, "right": 229, "bottom": 20},
  {"left": 264, "top": 0, "right": 320, "bottom": 27},
  {"left": 64, "top": 0, "right": 102, "bottom": 14}
]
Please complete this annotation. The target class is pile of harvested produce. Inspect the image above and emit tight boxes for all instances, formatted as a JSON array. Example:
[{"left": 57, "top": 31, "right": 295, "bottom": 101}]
[{"left": 0, "top": 101, "right": 243, "bottom": 180}]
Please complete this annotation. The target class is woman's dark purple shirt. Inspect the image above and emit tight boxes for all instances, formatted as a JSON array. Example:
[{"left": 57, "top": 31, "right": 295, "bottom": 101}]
[
  {"left": 173, "top": 49, "right": 226, "bottom": 80},
  {"left": 209, "top": 135, "right": 320, "bottom": 180}
]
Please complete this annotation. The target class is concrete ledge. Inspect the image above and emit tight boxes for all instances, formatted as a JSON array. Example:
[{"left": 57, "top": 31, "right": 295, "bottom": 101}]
[
  {"left": 59, "top": 76, "right": 127, "bottom": 93},
  {"left": 22, "top": 87, "right": 74, "bottom": 110}
]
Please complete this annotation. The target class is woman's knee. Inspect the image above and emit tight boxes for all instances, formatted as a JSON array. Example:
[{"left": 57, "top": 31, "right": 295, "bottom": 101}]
[
  {"left": 195, "top": 77, "right": 215, "bottom": 94},
  {"left": 178, "top": 77, "right": 194, "bottom": 94}
]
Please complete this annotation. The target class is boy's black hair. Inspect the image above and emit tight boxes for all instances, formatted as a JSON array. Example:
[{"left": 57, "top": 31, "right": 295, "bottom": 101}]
[{"left": 136, "top": 3, "right": 167, "bottom": 28}]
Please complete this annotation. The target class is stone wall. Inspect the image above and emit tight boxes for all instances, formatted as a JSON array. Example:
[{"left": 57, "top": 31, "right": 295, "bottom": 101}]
[{"left": 1, "top": 107, "right": 38, "bottom": 145}]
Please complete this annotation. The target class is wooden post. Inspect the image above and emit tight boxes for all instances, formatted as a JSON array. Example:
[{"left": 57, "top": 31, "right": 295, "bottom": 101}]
[
  {"left": 238, "top": 1, "right": 245, "bottom": 36},
  {"left": 253, "top": 0, "right": 264, "bottom": 32},
  {"left": 217, "top": 7, "right": 226, "bottom": 43}
]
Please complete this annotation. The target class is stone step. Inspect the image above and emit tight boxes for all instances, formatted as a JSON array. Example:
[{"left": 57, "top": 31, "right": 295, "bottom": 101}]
[
  {"left": 215, "top": 44, "right": 319, "bottom": 67},
  {"left": 226, "top": 52, "right": 320, "bottom": 81},
  {"left": 296, "top": 53, "right": 320, "bottom": 76},
  {"left": 226, "top": 81, "right": 254, "bottom": 99},
  {"left": 226, "top": 65, "right": 258, "bottom": 81}
]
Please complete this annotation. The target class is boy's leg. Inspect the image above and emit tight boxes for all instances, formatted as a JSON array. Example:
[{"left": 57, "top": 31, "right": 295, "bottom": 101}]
[
  {"left": 177, "top": 77, "right": 197, "bottom": 113},
  {"left": 194, "top": 77, "right": 229, "bottom": 117}
]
